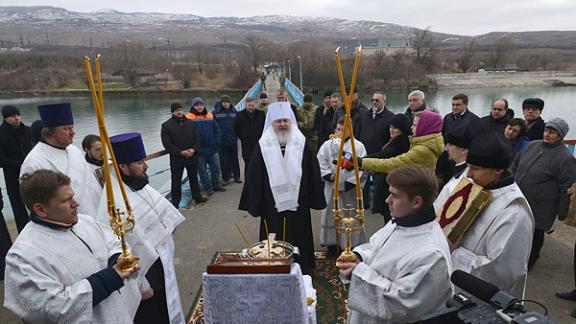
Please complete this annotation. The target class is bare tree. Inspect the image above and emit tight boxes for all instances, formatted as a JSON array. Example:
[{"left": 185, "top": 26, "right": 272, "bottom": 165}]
[
  {"left": 487, "top": 37, "right": 513, "bottom": 69},
  {"left": 457, "top": 38, "right": 478, "bottom": 72},
  {"left": 412, "top": 27, "right": 437, "bottom": 71},
  {"left": 243, "top": 35, "right": 268, "bottom": 74}
]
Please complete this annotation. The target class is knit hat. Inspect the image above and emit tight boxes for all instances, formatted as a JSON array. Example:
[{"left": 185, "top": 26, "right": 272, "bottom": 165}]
[
  {"left": 467, "top": 131, "right": 513, "bottom": 169},
  {"left": 191, "top": 97, "right": 205, "bottom": 108},
  {"left": 323, "top": 90, "right": 334, "bottom": 98},
  {"left": 545, "top": 118, "right": 569, "bottom": 138},
  {"left": 170, "top": 102, "right": 183, "bottom": 113},
  {"left": 260, "top": 93, "right": 268, "bottom": 99},
  {"left": 414, "top": 111, "right": 443, "bottom": 137},
  {"left": 390, "top": 113, "right": 410, "bottom": 134},
  {"left": 303, "top": 94, "right": 313, "bottom": 103},
  {"left": 522, "top": 98, "right": 544, "bottom": 111},
  {"left": 220, "top": 95, "right": 231, "bottom": 103},
  {"left": 2, "top": 105, "right": 20, "bottom": 119}
]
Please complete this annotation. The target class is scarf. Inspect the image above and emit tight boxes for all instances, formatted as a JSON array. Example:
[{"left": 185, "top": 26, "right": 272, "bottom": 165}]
[{"left": 259, "top": 126, "right": 305, "bottom": 212}]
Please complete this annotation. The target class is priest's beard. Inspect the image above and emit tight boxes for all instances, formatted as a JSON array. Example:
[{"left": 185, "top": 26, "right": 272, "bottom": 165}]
[{"left": 275, "top": 129, "right": 290, "bottom": 146}]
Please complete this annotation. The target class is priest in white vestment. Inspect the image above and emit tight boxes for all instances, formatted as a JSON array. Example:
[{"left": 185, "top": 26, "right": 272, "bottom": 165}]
[
  {"left": 20, "top": 103, "right": 102, "bottom": 216},
  {"left": 96, "top": 132, "right": 186, "bottom": 324},
  {"left": 338, "top": 166, "right": 452, "bottom": 324},
  {"left": 451, "top": 132, "right": 534, "bottom": 297},
  {"left": 4, "top": 170, "right": 140, "bottom": 324},
  {"left": 317, "top": 116, "right": 366, "bottom": 256},
  {"left": 239, "top": 102, "right": 326, "bottom": 274},
  {"left": 433, "top": 120, "right": 478, "bottom": 211}
]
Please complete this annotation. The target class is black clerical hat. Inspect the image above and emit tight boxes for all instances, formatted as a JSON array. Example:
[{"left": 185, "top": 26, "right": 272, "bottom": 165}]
[
  {"left": 467, "top": 132, "right": 513, "bottom": 169},
  {"left": 446, "top": 121, "right": 480, "bottom": 149}
]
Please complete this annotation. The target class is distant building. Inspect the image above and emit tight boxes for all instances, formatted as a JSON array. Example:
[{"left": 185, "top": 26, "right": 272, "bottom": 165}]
[
  {"left": 339, "top": 38, "right": 414, "bottom": 57},
  {"left": 0, "top": 47, "right": 32, "bottom": 53},
  {"left": 112, "top": 69, "right": 159, "bottom": 85}
]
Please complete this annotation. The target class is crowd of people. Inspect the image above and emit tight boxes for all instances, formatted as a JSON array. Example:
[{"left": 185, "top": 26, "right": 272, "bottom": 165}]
[{"left": 0, "top": 84, "right": 576, "bottom": 323}]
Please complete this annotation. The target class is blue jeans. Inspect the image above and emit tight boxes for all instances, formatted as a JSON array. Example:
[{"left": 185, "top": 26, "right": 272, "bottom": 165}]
[{"left": 197, "top": 153, "right": 222, "bottom": 191}]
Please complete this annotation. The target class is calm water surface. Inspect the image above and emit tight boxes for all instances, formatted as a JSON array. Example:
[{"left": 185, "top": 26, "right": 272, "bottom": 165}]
[{"left": 0, "top": 86, "right": 575, "bottom": 218}]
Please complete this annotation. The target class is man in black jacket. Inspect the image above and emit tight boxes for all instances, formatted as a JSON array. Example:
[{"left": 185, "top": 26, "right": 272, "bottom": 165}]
[
  {"left": 358, "top": 92, "right": 395, "bottom": 155},
  {"left": 331, "top": 87, "right": 368, "bottom": 135},
  {"left": 314, "top": 90, "right": 335, "bottom": 151},
  {"left": 0, "top": 105, "right": 32, "bottom": 232},
  {"left": 479, "top": 98, "right": 514, "bottom": 134},
  {"left": 522, "top": 98, "right": 545, "bottom": 141},
  {"left": 161, "top": 102, "right": 206, "bottom": 208},
  {"left": 234, "top": 97, "right": 265, "bottom": 178}
]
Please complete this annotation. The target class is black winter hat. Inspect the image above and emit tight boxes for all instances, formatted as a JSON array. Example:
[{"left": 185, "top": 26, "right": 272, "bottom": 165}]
[
  {"left": 446, "top": 120, "right": 480, "bottom": 149},
  {"left": 522, "top": 98, "right": 544, "bottom": 110},
  {"left": 390, "top": 113, "right": 410, "bottom": 134},
  {"left": 467, "top": 131, "right": 513, "bottom": 169},
  {"left": 2, "top": 105, "right": 20, "bottom": 119},
  {"left": 220, "top": 95, "right": 231, "bottom": 103},
  {"left": 303, "top": 94, "right": 313, "bottom": 103},
  {"left": 170, "top": 102, "right": 183, "bottom": 112},
  {"left": 323, "top": 90, "right": 334, "bottom": 98},
  {"left": 259, "top": 93, "right": 268, "bottom": 99}
]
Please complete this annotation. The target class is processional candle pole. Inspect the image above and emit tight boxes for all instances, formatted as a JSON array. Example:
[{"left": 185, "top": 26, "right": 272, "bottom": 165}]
[
  {"left": 83, "top": 55, "right": 138, "bottom": 272},
  {"left": 333, "top": 46, "right": 365, "bottom": 266}
]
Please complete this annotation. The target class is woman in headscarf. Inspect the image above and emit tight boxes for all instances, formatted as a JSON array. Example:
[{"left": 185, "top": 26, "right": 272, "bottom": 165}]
[{"left": 357, "top": 111, "right": 444, "bottom": 174}]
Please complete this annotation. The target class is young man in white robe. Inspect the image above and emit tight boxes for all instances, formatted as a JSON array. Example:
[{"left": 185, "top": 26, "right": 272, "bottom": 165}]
[
  {"left": 4, "top": 170, "right": 141, "bottom": 323},
  {"left": 433, "top": 120, "right": 478, "bottom": 211},
  {"left": 450, "top": 131, "right": 534, "bottom": 297},
  {"left": 20, "top": 103, "right": 102, "bottom": 216},
  {"left": 96, "top": 132, "right": 186, "bottom": 324},
  {"left": 317, "top": 116, "right": 366, "bottom": 257},
  {"left": 338, "top": 165, "right": 453, "bottom": 324}
]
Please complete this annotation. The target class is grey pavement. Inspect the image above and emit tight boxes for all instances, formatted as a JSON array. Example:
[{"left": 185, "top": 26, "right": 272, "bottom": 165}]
[{"left": 1, "top": 178, "right": 576, "bottom": 323}]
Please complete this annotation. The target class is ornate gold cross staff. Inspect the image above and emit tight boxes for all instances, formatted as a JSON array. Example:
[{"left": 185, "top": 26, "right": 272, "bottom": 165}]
[
  {"left": 333, "top": 46, "right": 365, "bottom": 266},
  {"left": 83, "top": 55, "right": 138, "bottom": 272}
]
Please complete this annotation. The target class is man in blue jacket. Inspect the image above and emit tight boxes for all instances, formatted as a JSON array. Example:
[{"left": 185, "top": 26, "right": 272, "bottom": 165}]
[
  {"left": 213, "top": 95, "right": 241, "bottom": 185},
  {"left": 186, "top": 98, "right": 226, "bottom": 195}
]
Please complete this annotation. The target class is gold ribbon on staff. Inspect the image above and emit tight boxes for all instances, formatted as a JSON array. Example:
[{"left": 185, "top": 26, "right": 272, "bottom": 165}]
[
  {"left": 333, "top": 46, "right": 365, "bottom": 266},
  {"left": 83, "top": 55, "right": 139, "bottom": 272}
]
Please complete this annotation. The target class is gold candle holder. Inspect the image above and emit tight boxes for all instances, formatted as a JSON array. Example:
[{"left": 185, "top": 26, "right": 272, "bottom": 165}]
[{"left": 335, "top": 204, "right": 365, "bottom": 266}]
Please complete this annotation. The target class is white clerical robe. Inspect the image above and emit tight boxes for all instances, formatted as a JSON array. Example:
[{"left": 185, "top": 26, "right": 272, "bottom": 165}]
[
  {"left": 95, "top": 174, "right": 186, "bottom": 324},
  {"left": 433, "top": 164, "right": 468, "bottom": 212},
  {"left": 451, "top": 182, "right": 534, "bottom": 297},
  {"left": 317, "top": 137, "right": 366, "bottom": 248},
  {"left": 20, "top": 142, "right": 102, "bottom": 216},
  {"left": 348, "top": 220, "right": 453, "bottom": 324},
  {"left": 3, "top": 215, "right": 138, "bottom": 324}
]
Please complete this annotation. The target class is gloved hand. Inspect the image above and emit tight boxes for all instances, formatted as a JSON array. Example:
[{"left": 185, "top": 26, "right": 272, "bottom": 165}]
[
  {"left": 323, "top": 174, "right": 335, "bottom": 183},
  {"left": 332, "top": 153, "right": 362, "bottom": 171}
]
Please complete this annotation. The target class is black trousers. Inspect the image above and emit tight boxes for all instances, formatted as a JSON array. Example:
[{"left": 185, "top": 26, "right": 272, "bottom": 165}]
[
  {"left": 170, "top": 161, "right": 202, "bottom": 208},
  {"left": 528, "top": 228, "right": 545, "bottom": 269},
  {"left": 135, "top": 258, "right": 169, "bottom": 324},
  {"left": 0, "top": 210, "right": 12, "bottom": 281},
  {"left": 4, "top": 169, "right": 29, "bottom": 232},
  {"left": 219, "top": 144, "right": 240, "bottom": 181}
]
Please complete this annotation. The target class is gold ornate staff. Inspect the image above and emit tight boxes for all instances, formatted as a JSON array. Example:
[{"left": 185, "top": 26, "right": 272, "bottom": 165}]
[
  {"left": 84, "top": 55, "right": 138, "bottom": 272},
  {"left": 333, "top": 46, "right": 365, "bottom": 266}
]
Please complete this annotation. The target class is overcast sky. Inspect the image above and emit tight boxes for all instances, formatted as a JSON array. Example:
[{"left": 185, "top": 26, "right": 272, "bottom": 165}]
[{"left": 4, "top": 0, "right": 576, "bottom": 35}]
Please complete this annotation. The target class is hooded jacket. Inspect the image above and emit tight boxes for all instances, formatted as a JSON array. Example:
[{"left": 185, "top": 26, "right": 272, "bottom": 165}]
[
  {"left": 362, "top": 133, "right": 444, "bottom": 174},
  {"left": 186, "top": 107, "right": 220, "bottom": 157},
  {"left": 212, "top": 101, "right": 238, "bottom": 146}
]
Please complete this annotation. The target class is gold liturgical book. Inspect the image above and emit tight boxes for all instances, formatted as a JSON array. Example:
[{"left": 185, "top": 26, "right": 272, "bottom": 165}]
[{"left": 437, "top": 178, "right": 491, "bottom": 245}]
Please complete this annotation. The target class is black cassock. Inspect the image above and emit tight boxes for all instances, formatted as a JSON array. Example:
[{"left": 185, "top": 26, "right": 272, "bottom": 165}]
[{"left": 239, "top": 141, "right": 326, "bottom": 273}]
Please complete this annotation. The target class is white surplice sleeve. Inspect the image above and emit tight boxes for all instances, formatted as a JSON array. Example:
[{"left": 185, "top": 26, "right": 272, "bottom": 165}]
[
  {"left": 3, "top": 242, "right": 94, "bottom": 324},
  {"left": 317, "top": 140, "right": 334, "bottom": 178},
  {"left": 451, "top": 202, "right": 533, "bottom": 294},
  {"left": 348, "top": 250, "right": 451, "bottom": 322}
]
